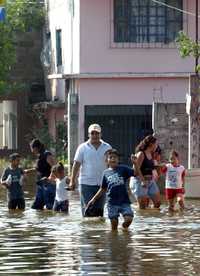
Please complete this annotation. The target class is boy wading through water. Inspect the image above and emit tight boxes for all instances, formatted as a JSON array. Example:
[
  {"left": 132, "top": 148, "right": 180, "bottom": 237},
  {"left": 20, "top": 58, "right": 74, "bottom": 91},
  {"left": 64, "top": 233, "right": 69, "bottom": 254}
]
[
  {"left": 86, "top": 149, "right": 140, "bottom": 231},
  {"left": 1, "top": 153, "right": 25, "bottom": 210}
]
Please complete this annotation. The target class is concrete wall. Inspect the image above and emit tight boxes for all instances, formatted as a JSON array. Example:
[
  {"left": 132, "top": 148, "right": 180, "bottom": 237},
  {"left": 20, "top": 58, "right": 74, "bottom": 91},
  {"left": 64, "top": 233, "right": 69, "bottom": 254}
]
[
  {"left": 153, "top": 102, "right": 188, "bottom": 168},
  {"left": 11, "top": 31, "right": 44, "bottom": 85}
]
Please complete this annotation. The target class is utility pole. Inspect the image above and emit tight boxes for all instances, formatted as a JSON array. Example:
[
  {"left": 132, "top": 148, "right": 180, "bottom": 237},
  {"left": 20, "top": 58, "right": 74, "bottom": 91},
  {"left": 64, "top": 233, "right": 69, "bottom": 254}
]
[
  {"left": 188, "top": 0, "right": 200, "bottom": 169},
  {"left": 196, "top": 0, "right": 199, "bottom": 74}
]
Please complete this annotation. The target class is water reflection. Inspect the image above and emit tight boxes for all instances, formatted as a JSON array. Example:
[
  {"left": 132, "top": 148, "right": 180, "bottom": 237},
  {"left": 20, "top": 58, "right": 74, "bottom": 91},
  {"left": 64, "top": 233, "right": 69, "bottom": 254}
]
[{"left": 0, "top": 184, "right": 200, "bottom": 275}]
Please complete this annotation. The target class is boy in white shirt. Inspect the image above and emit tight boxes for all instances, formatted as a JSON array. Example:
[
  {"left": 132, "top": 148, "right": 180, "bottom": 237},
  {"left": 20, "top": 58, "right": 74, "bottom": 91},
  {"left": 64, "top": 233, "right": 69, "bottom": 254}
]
[{"left": 51, "top": 162, "right": 70, "bottom": 213}]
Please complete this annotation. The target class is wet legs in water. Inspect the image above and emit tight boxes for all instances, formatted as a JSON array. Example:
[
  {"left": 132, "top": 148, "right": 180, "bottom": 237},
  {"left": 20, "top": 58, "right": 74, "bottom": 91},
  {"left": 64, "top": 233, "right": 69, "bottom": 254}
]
[
  {"left": 111, "top": 218, "right": 118, "bottom": 231},
  {"left": 168, "top": 195, "right": 185, "bottom": 212},
  {"left": 168, "top": 198, "right": 175, "bottom": 212},
  {"left": 151, "top": 192, "right": 161, "bottom": 208},
  {"left": 122, "top": 216, "right": 133, "bottom": 230},
  {"left": 137, "top": 196, "right": 149, "bottom": 209},
  {"left": 138, "top": 193, "right": 161, "bottom": 209},
  {"left": 177, "top": 195, "right": 185, "bottom": 211},
  {"left": 110, "top": 216, "right": 133, "bottom": 231}
]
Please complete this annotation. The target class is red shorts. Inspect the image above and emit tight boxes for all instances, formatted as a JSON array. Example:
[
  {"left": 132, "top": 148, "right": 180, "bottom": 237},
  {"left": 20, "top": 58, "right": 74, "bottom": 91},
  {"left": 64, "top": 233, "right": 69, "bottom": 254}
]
[{"left": 165, "top": 188, "right": 185, "bottom": 200}]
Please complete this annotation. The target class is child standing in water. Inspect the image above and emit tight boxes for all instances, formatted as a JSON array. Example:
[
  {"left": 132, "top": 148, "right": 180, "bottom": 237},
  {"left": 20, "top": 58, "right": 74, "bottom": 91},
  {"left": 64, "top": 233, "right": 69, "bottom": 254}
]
[
  {"left": 162, "top": 150, "right": 186, "bottom": 212},
  {"left": 51, "top": 162, "right": 70, "bottom": 213},
  {"left": 86, "top": 149, "right": 139, "bottom": 231},
  {"left": 1, "top": 153, "right": 25, "bottom": 210}
]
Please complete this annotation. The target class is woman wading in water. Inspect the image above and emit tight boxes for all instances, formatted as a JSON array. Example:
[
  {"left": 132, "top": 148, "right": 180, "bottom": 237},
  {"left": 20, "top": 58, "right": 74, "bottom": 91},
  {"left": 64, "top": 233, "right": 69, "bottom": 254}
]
[{"left": 130, "top": 135, "right": 161, "bottom": 209}]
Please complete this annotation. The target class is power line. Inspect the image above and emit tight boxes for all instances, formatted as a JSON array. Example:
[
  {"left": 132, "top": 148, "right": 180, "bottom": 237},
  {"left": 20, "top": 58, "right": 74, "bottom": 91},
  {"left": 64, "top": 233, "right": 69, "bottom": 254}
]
[
  {"left": 1, "top": 0, "right": 199, "bottom": 19},
  {"left": 151, "top": 0, "right": 200, "bottom": 18}
]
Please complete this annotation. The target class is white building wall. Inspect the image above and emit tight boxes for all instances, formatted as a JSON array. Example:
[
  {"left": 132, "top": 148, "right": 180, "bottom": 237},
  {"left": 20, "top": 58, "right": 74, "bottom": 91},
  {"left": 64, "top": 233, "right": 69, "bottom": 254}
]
[
  {"left": 0, "top": 103, "right": 3, "bottom": 148},
  {"left": 47, "top": 0, "right": 80, "bottom": 101},
  {"left": 3, "top": 101, "right": 17, "bottom": 150}
]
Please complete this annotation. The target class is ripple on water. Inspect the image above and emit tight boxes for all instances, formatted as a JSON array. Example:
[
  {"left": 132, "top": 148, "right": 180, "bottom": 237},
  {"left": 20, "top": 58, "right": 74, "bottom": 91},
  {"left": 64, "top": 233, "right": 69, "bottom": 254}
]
[{"left": 0, "top": 193, "right": 200, "bottom": 275}]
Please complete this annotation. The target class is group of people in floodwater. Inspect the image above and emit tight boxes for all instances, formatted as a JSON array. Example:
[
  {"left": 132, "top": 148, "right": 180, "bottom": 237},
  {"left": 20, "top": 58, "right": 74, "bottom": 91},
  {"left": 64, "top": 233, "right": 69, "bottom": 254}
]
[{"left": 1, "top": 123, "right": 186, "bottom": 231}]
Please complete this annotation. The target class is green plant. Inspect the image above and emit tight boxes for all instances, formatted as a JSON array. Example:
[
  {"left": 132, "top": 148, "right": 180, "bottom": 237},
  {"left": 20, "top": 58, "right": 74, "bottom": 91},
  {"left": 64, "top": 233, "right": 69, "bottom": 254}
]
[
  {"left": 26, "top": 119, "right": 68, "bottom": 162},
  {"left": 0, "top": 158, "right": 9, "bottom": 174},
  {"left": 55, "top": 121, "right": 68, "bottom": 161},
  {"left": 20, "top": 156, "right": 35, "bottom": 169},
  {"left": 0, "top": 0, "right": 45, "bottom": 94},
  {"left": 176, "top": 31, "right": 200, "bottom": 73},
  {"left": 26, "top": 122, "right": 55, "bottom": 150}
]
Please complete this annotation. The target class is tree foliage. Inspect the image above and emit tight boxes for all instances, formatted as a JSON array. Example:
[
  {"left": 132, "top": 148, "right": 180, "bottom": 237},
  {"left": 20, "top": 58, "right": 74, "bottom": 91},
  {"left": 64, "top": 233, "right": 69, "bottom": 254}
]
[
  {"left": 176, "top": 31, "right": 200, "bottom": 72},
  {"left": 0, "top": 0, "right": 44, "bottom": 94}
]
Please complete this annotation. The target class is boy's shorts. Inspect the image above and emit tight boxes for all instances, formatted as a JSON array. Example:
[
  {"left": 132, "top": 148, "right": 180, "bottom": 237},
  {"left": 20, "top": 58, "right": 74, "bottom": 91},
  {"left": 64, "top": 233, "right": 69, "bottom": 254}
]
[
  {"left": 165, "top": 188, "right": 184, "bottom": 200},
  {"left": 8, "top": 198, "right": 25, "bottom": 210},
  {"left": 107, "top": 203, "right": 134, "bottom": 220},
  {"left": 130, "top": 177, "right": 159, "bottom": 199},
  {"left": 53, "top": 199, "right": 69, "bottom": 212}
]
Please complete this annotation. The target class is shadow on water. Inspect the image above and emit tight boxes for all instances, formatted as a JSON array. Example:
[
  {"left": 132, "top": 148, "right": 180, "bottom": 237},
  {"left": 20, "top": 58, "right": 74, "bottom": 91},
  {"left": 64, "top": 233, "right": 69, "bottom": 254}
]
[{"left": 0, "top": 181, "right": 200, "bottom": 275}]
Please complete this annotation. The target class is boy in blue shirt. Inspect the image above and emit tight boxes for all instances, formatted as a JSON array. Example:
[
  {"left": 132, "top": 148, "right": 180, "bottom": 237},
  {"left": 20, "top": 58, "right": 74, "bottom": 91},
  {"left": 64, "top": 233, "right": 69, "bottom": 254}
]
[
  {"left": 1, "top": 153, "right": 25, "bottom": 210},
  {"left": 87, "top": 149, "right": 138, "bottom": 231}
]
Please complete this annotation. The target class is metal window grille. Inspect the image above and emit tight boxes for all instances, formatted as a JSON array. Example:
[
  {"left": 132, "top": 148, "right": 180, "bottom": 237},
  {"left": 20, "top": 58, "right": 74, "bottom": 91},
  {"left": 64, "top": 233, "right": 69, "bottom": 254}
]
[{"left": 114, "top": 0, "right": 183, "bottom": 44}]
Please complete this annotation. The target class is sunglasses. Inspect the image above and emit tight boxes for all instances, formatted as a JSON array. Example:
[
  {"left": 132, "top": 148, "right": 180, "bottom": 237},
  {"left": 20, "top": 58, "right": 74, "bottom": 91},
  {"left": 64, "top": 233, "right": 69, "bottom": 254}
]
[{"left": 90, "top": 131, "right": 100, "bottom": 135}]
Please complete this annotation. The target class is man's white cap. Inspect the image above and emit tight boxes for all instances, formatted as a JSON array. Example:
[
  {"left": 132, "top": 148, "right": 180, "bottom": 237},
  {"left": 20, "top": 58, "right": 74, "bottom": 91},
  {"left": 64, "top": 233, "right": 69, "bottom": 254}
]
[{"left": 88, "top": 123, "right": 101, "bottom": 133}]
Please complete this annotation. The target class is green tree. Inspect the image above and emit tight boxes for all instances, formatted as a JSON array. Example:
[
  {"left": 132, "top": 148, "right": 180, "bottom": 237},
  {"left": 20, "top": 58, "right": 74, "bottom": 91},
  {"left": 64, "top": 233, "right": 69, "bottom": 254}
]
[
  {"left": 176, "top": 31, "right": 200, "bottom": 73},
  {"left": 0, "top": 0, "right": 44, "bottom": 94}
]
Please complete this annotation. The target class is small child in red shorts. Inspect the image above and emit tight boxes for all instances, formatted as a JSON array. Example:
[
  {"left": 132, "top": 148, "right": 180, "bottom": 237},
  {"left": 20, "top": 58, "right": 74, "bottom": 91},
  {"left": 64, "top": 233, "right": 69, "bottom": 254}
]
[{"left": 162, "top": 150, "right": 185, "bottom": 212}]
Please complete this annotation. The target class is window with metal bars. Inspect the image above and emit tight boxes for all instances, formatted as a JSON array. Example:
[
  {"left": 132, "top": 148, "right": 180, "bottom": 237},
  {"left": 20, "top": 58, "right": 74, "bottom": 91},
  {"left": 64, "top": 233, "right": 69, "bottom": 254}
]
[{"left": 114, "top": 0, "right": 183, "bottom": 44}]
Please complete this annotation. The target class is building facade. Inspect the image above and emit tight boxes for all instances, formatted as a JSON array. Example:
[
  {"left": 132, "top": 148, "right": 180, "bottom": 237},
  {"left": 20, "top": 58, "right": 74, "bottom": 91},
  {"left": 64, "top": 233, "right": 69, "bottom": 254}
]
[
  {"left": 0, "top": 29, "right": 45, "bottom": 154},
  {"left": 46, "top": 0, "right": 198, "bottom": 166}
]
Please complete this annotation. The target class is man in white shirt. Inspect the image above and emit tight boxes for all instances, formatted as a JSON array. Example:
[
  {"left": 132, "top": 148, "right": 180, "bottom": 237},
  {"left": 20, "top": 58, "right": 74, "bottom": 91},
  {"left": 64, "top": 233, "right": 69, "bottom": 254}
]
[{"left": 69, "top": 123, "right": 112, "bottom": 217}]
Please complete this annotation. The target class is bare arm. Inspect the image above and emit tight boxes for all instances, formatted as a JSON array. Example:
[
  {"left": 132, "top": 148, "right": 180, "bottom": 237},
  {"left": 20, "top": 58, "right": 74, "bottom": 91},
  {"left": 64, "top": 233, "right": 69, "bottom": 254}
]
[
  {"left": 127, "top": 180, "right": 135, "bottom": 203},
  {"left": 24, "top": 168, "right": 36, "bottom": 174},
  {"left": 182, "top": 170, "right": 186, "bottom": 189},
  {"left": 1, "top": 180, "right": 9, "bottom": 189},
  {"left": 87, "top": 187, "right": 106, "bottom": 207},
  {"left": 69, "top": 161, "right": 81, "bottom": 190},
  {"left": 135, "top": 151, "right": 145, "bottom": 169},
  {"left": 1, "top": 175, "right": 11, "bottom": 189},
  {"left": 1, "top": 171, "right": 11, "bottom": 189},
  {"left": 131, "top": 152, "right": 145, "bottom": 182}
]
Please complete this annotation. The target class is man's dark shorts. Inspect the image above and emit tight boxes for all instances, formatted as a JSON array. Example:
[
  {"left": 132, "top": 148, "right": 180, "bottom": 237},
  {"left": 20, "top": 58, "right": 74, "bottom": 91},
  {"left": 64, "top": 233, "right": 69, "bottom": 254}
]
[
  {"left": 32, "top": 180, "right": 56, "bottom": 210},
  {"left": 53, "top": 199, "right": 69, "bottom": 212}
]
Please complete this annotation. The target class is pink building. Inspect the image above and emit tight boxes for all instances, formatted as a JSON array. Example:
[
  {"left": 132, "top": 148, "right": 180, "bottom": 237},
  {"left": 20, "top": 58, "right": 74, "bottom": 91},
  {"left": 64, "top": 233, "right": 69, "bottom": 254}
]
[{"left": 46, "top": 0, "right": 198, "bottom": 165}]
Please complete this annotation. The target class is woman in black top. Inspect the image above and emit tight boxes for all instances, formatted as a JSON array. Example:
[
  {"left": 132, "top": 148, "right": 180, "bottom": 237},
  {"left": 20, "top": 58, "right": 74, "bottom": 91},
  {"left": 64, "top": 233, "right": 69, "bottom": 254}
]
[
  {"left": 131, "top": 135, "right": 161, "bottom": 209},
  {"left": 25, "top": 139, "right": 56, "bottom": 210}
]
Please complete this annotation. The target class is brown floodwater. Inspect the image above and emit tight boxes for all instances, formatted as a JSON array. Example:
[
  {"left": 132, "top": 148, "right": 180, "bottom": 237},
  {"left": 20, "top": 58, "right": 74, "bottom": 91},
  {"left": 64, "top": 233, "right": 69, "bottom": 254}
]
[{"left": 0, "top": 182, "right": 200, "bottom": 276}]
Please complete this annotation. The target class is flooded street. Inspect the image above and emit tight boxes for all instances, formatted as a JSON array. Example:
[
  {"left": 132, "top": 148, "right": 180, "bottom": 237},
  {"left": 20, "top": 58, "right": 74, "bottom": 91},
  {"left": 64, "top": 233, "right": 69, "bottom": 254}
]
[{"left": 0, "top": 185, "right": 200, "bottom": 275}]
